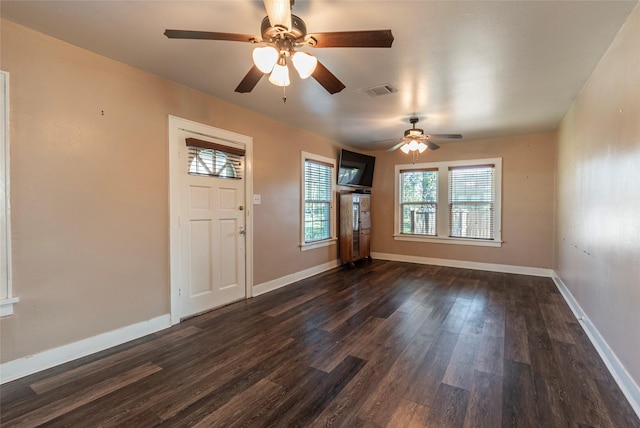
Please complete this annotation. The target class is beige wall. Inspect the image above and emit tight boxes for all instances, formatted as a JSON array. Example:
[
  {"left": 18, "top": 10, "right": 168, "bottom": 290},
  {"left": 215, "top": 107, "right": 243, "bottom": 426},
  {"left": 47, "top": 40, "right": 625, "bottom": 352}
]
[
  {"left": 370, "top": 132, "right": 556, "bottom": 268},
  {"left": 555, "top": 3, "right": 640, "bottom": 386},
  {"left": 0, "top": 19, "right": 339, "bottom": 363}
]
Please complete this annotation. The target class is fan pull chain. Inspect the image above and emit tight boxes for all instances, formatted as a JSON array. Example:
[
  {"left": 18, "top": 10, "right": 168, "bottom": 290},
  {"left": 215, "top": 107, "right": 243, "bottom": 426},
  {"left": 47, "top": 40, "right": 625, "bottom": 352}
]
[{"left": 282, "top": 86, "right": 287, "bottom": 104}]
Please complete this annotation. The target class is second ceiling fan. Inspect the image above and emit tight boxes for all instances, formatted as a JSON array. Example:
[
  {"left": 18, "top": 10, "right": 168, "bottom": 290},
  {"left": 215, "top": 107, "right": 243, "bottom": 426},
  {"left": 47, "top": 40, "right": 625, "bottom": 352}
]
[
  {"left": 388, "top": 117, "right": 463, "bottom": 153},
  {"left": 164, "top": 0, "right": 394, "bottom": 94}
]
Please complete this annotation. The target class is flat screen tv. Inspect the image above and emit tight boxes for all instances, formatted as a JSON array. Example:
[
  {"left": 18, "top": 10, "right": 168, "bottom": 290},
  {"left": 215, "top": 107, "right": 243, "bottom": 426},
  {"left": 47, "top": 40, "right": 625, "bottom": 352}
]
[{"left": 337, "top": 149, "right": 376, "bottom": 188}]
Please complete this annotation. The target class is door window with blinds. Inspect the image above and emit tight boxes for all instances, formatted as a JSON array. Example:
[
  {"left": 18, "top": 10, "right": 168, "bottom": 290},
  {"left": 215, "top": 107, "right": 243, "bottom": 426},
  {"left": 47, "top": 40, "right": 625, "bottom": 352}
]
[
  {"left": 186, "top": 137, "right": 244, "bottom": 179},
  {"left": 394, "top": 158, "right": 502, "bottom": 247},
  {"left": 301, "top": 152, "right": 336, "bottom": 250}
]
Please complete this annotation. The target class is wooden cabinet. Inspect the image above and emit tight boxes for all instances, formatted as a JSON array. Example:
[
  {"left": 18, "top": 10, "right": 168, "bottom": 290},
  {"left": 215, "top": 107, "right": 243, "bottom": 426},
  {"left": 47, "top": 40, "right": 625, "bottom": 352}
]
[{"left": 339, "top": 192, "right": 371, "bottom": 265}]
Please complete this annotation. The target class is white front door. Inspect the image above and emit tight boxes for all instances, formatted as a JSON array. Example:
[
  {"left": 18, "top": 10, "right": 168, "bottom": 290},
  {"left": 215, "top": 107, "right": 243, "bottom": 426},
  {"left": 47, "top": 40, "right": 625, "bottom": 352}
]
[
  {"left": 170, "top": 120, "right": 249, "bottom": 320},
  {"left": 180, "top": 161, "right": 245, "bottom": 316}
]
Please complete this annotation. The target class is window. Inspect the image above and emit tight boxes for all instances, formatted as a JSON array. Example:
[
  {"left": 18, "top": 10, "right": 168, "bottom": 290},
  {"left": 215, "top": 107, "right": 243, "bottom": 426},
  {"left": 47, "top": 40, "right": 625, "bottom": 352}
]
[
  {"left": 449, "top": 165, "right": 495, "bottom": 239},
  {"left": 399, "top": 168, "right": 438, "bottom": 236},
  {"left": 301, "top": 152, "right": 336, "bottom": 250},
  {"left": 188, "top": 147, "right": 239, "bottom": 179},
  {"left": 394, "top": 158, "right": 502, "bottom": 247},
  {"left": 186, "top": 137, "right": 243, "bottom": 179}
]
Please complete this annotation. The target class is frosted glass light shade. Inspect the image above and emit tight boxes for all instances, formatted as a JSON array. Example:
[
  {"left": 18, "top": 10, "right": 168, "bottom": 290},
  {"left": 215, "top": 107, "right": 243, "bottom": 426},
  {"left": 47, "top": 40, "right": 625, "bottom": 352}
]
[
  {"left": 417, "top": 142, "right": 428, "bottom": 153},
  {"left": 400, "top": 144, "right": 411, "bottom": 154},
  {"left": 291, "top": 51, "right": 318, "bottom": 79},
  {"left": 408, "top": 140, "right": 419, "bottom": 151},
  {"left": 269, "top": 63, "right": 290, "bottom": 87},
  {"left": 252, "top": 46, "right": 278, "bottom": 73}
]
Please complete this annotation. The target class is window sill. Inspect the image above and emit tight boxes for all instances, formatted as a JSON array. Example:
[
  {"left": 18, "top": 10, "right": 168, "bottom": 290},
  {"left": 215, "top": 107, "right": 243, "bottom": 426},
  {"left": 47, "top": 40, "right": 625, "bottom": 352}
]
[
  {"left": 300, "top": 238, "right": 338, "bottom": 252},
  {"left": 1, "top": 297, "right": 19, "bottom": 317},
  {"left": 393, "top": 234, "right": 503, "bottom": 248}
]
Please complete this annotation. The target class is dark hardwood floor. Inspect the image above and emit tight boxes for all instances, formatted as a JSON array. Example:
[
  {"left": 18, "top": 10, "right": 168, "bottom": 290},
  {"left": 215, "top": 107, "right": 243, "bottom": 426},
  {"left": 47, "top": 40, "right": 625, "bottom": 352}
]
[{"left": 1, "top": 260, "right": 638, "bottom": 427}]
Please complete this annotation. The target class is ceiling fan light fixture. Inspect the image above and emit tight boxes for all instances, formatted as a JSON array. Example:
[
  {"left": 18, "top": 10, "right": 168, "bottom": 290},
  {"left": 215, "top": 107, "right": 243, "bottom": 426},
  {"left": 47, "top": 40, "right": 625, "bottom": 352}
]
[
  {"left": 252, "top": 46, "right": 279, "bottom": 73},
  {"left": 291, "top": 51, "right": 317, "bottom": 79},
  {"left": 269, "top": 62, "right": 290, "bottom": 87},
  {"left": 389, "top": 117, "right": 460, "bottom": 155},
  {"left": 165, "top": 1, "right": 394, "bottom": 95}
]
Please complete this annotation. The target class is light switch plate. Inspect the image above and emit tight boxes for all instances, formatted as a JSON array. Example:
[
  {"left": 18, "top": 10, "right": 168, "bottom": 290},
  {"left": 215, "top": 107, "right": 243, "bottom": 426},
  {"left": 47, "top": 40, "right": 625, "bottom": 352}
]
[{"left": 253, "top": 194, "right": 261, "bottom": 205}]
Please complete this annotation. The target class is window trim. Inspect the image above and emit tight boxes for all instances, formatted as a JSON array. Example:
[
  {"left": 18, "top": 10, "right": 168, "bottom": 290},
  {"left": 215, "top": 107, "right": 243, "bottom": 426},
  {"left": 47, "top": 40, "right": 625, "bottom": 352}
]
[
  {"left": 1, "top": 70, "right": 18, "bottom": 317},
  {"left": 300, "top": 151, "right": 337, "bottom": 251},
  {"left": 394, "top": 157, "right": 502, "bottom": 247}
]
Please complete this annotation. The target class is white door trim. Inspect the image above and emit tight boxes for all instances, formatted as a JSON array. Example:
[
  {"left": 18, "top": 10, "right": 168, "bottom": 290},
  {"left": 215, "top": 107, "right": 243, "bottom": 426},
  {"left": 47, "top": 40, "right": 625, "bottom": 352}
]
[{"left": 168, "top": 115, "right": 253, "bottom": 324}]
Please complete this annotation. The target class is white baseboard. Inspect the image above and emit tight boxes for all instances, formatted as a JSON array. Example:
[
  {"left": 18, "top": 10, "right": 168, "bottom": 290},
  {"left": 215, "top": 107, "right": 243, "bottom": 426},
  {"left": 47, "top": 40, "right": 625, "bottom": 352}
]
[
  {"left": 371, "top": 252, "right": 554, "bottom": 277},
  {"left": 253, "top": 259, "right": 340, "bottom": 297},
  {"left": 0, "top": 314, "right": 171, "bottom": 384},
  {"left": 551, "top": 273, "right": 640, "bottom": 419}
]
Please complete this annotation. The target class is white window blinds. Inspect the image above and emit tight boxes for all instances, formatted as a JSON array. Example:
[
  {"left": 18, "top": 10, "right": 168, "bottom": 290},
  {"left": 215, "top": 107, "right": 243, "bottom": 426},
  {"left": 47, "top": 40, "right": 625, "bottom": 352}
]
[
  {"left": 448, "top": 164, "right": 495, "bottom": 239},
  {"left": 304, "top": 159, "right": 333, "bottom": 243}
]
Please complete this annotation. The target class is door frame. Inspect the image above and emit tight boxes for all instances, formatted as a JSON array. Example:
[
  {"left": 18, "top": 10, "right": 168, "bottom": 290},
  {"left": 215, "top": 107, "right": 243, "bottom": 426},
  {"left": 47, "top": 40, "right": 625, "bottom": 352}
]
[{"left": 168, "top": 115, "right": 254, "bottom": 324}]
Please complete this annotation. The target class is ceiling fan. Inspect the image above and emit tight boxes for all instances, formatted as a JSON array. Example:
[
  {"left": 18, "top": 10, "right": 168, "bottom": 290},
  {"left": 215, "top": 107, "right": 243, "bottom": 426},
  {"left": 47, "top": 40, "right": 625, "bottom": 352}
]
[
  {"left": 164, "top": 0, "right": 394, "bottom": 95},
  {"left": 387, "top": 117, "right": 463, "bottom": 154}
]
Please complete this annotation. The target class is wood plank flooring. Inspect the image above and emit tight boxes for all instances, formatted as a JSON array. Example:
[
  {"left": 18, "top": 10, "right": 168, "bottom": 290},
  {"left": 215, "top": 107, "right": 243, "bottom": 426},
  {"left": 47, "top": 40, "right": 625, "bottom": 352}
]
[{"left": 1, "top": 260, "right": 638, "bottom": 427}]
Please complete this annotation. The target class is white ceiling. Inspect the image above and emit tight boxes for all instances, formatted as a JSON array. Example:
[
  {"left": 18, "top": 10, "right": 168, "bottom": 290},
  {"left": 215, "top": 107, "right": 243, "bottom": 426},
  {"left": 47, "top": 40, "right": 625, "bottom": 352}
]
[{"left": 1, "top": 0, "right": 636, "bottom": 150}]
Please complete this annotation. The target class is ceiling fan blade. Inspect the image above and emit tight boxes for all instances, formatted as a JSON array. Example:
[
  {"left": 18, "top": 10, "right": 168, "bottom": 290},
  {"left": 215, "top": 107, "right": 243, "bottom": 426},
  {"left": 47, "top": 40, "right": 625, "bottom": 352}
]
[
  {"left": 309, "top": 30, "right": 394, "bottom": 48},
  {"left": 311, "top": 61, "right": 346, "bottom": 94},
  {"left": 426, "top": 140, "right": 441, "bottom": 151},
  {"left": 387, "top": 141, "right": 405, "bottom": 152},
  {"left": 263, "top": 0, "right": 292, "bottom": 29},
  {"left": 234, "top": 65, "right": 264, "bottom": 93},
  {"left": 164, "top": 29, "right": 257, "bottom": 43},
  {"left": 426, "top": 134, "right": 463, "bottom": 139}
]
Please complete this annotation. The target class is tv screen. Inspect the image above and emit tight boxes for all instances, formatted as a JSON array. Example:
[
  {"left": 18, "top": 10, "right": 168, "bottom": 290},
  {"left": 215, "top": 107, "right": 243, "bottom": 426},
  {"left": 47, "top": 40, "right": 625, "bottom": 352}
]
[{"left": 337, "top": 149, "right": 376, "bottom": 188}]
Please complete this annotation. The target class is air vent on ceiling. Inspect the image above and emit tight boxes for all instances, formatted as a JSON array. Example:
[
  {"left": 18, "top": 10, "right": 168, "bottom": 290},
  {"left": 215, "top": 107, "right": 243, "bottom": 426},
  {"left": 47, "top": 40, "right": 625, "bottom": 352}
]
[{"left": 363, "top": 83, "right": 398, "bottom": 97}]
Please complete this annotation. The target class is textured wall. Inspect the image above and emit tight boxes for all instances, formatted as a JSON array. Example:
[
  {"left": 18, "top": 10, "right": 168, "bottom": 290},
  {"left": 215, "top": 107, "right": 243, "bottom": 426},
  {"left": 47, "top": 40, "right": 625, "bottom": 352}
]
[{"left": 555, "top": 3, "right": 640, "bottom": 387}]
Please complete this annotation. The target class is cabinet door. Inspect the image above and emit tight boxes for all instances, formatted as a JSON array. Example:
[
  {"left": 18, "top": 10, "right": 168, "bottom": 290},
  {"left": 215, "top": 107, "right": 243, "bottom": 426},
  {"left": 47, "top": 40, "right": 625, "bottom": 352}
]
[
  {"left": 360, "top": 195, "right": 370, "bottom": 211},
  {"left": 360, "top": 228, "right": 371, "bottom": 258},
  {"left": 360, "top": 210, "right": 370, "bottom": 230},
  {"left": 339, "top": 194, "right": 354, "bottom": 264}
]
